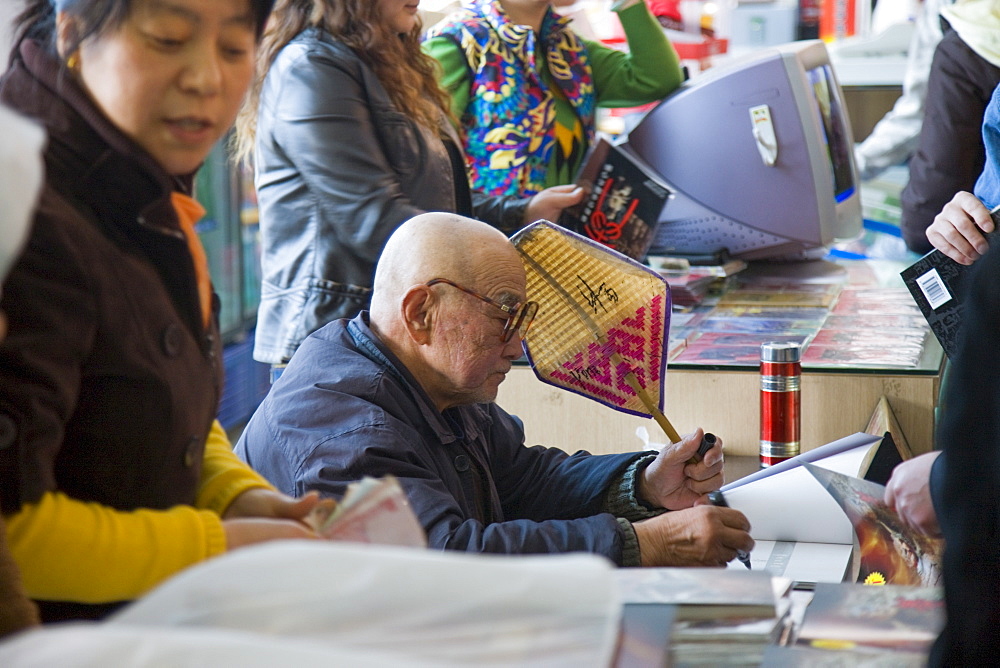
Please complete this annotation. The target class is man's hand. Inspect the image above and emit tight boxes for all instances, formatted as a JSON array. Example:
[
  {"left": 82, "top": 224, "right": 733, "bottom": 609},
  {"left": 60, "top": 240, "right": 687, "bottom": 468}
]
[
  {"left": 638, "top": 429, "right": 724, "bottom": 511},
  {"left": 926, "top": 191, "right": 993, "bottom": 265},
  {"left": 632, "top": 505, "right": 753, "bottom": 567},
  {"left": 884, "top": 451, "right": 941, "bottom": 538},
  {"left": 523, "top": 184, "right": 585, "bottom": 224}
]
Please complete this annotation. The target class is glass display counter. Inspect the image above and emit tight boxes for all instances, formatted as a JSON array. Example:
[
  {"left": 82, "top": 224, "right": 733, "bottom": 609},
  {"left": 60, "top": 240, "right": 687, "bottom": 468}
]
[{"left": 499, "top": 258, "right": 943, "bottom": 457}]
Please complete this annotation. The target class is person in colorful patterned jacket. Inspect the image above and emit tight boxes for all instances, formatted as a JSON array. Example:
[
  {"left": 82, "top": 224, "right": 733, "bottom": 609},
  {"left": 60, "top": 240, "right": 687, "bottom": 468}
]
[{"left": 425, "top": 0, "right": 684, "bottom": 198}]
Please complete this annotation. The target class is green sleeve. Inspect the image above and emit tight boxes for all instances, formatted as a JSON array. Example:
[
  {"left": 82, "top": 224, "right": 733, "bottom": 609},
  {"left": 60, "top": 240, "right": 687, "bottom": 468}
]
[
  {"left": 584, "top": 1, "right": 683, "bottom": 108},
  {"left": 424, "top": 35, "right": 472, "bottom": 126}
]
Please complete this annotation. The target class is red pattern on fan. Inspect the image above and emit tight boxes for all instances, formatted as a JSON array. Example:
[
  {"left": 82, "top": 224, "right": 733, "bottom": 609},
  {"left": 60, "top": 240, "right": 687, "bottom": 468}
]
[{"left": 549, "top": 294, "right": 665, "bottom": 409}]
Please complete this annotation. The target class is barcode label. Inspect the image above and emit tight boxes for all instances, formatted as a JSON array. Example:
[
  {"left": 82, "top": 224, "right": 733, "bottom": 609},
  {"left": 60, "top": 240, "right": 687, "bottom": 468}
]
[{"left": 916, "top": 268, "right": 951, "bottom": 310}]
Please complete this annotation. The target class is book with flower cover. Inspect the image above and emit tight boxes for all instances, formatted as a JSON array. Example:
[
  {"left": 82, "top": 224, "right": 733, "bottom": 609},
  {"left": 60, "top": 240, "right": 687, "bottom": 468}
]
[{"left": 558, "top": 138, "right": 671, "bottom": 262}]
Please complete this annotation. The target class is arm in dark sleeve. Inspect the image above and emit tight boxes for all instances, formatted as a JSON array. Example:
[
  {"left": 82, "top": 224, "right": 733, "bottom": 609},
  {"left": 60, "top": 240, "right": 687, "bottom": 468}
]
[
  {"left": 900, "top": 30, "right": 1000, "bottom": 254},
  {"left": 0, "top": 206, "right": 95, "bottom": 510},
  {"left": 486, "top": 404, "right": 647, "bottom": 521},
  {"left": 470, "top": 191, "right": 529, "bottom": 234},
  {"left": 287, "top": 407, "right": 635, "bottom": 564},
  {"left": 928, "top": 448, "right": 945, "bottom": 519}
]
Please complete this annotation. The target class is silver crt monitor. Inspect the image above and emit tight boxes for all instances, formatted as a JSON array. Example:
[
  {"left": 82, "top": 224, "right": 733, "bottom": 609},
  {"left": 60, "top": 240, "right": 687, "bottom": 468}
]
[{"left": 626, "top": 40, "right": 863, "bottom": 261}]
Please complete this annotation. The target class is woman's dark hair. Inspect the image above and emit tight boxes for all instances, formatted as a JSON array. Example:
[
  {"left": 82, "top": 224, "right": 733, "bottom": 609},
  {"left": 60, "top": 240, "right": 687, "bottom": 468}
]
[{"left": 10, "top": 0, "right": 276, "bottom": 67}]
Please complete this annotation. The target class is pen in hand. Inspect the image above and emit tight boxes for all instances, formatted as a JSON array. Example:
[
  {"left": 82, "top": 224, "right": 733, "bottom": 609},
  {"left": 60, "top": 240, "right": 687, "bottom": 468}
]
[
  {"left": 686, "top": 432, "right": 718, "bottom": 465},
  {"left": 708, "top": 489, "right": 752, "bottom": 570}
]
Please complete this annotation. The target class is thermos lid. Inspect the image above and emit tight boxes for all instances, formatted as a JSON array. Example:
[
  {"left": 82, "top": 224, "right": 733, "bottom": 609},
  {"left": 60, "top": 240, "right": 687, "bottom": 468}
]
[{"left": 760, "top": 341, "right": 801, "bottom": 363}]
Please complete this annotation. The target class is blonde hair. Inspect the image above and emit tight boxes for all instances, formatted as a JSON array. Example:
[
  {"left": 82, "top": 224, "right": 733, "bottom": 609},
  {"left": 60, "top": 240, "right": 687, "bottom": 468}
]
[{"left": 233, "top": 0, "right": 453, "bottom": 164}]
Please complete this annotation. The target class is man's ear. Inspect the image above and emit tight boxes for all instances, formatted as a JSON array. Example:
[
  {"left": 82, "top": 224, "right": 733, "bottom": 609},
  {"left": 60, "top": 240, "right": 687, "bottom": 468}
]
[
  {"left": 400, "top": 285, "right": 435, "bottom": 345},
  {"left": 55, "top": 11, "right": 82, "bottom": 60}
]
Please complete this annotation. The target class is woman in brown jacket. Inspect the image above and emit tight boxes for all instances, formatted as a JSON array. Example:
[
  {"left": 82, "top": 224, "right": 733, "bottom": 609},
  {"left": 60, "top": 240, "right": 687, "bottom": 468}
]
[
  {"left": 0, "top": 0, "right": 324, "bottom": 622},
  {"left": 0, "top": 103, "right": 45, "bottom": 638}
]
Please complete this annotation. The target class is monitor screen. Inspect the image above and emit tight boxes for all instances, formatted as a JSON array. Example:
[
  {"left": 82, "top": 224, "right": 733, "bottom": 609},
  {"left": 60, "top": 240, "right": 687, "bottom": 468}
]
[
  {"left": 624, "top": 40, "right": 862, "bottom": 261},
  {"left": 807, "top": 64, "right": 854, "bottom": 203}
]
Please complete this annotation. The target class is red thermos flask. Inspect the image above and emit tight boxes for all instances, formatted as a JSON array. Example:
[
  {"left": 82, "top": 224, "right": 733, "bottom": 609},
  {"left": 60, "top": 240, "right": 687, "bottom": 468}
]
[{"left": 759, "top": 342, "right": 801, "bottom": 467}]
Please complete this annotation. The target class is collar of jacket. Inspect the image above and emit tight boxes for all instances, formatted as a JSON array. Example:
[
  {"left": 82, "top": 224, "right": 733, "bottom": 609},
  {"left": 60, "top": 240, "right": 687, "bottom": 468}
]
[
  {"left": 3, "top": 40, "right": 194, "bottom": 241},
  {"left": 346, "top": 313, "right": 490, "bottom": 446},
  {"left": 463, "top": 0, "right": 574, "bottom": 71}
]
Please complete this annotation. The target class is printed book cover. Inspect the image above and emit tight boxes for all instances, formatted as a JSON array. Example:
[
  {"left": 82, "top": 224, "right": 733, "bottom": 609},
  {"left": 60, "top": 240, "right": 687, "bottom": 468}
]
[
  {"left": 795, "top": 582, "right": 944, "bottom": 654},
  {"left": 803, "top": 464, "right": 943, "bottom": 587},
  {"left": 614, "top": 568, "right": 778, "bottom": 621},
  {"left": 559, "top": 138, "right": 670, "bottom": 262},
  {"left": 900, "top": 207, "right": 1000, "bottom": 359}
]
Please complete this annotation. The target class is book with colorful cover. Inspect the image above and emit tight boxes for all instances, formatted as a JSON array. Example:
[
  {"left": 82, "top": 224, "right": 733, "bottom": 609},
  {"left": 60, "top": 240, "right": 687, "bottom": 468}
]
[
  {"left": 801, "top": 344, "right": 923, "bottom": 369},
  {"left": 795, "top": 582, "right": 944, "bottom": 654},
  {"left": 716, "top": 289, "right": 838, "bottom": 308},
  {"left": 558, "top": 138, "right": 670, "bottom": 262},
  {"left": 803, "top": 464, "right": 943, "bottom": 587},
  {"left": 672, "top": 342, "right": 765, "bottom": 366}
]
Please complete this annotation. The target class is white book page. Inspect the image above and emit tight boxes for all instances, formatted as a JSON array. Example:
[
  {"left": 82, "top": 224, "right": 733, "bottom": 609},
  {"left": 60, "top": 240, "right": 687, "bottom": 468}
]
[
  {"left": 728, "top": 540, "right": 854, "bottom": 585},
  {"left": 721, "top": 438, "right": 881, "bottom": 544}
]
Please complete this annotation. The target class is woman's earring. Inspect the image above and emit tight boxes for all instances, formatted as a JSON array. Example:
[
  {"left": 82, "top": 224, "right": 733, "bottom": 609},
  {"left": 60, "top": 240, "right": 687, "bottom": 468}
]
[{"left": 66, "top": 52, "right": 80, "bottom": 71}]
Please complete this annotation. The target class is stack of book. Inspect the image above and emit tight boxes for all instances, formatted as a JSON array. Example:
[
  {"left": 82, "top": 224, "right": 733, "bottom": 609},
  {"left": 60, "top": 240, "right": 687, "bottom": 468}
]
[
  {"left": 615, "top": 568, "right": 792, "bottom": 666},
  {"left": 648, "top": 256, "right": 748, "bottom": 308}
]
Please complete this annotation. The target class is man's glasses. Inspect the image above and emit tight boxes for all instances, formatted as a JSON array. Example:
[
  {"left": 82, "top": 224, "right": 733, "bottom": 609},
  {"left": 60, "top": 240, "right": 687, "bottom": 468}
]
[{"left": 426, "top": 278, "right": 538, "bottom": 343}]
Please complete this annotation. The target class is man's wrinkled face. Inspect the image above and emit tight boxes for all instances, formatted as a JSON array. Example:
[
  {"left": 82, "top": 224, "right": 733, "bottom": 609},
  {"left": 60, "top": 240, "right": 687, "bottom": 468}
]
[{"left": 425, "top": 260, "right": 528, "bottom": 409}]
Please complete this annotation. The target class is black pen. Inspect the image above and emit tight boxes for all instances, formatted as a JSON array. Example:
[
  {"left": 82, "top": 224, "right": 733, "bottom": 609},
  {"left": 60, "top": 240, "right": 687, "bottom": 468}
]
[
  {"left": 708, "top": 489, "right": 752, "bottom": 570},
  {"left": 686, "top": 432, "right": 717, "bottom": 465}
]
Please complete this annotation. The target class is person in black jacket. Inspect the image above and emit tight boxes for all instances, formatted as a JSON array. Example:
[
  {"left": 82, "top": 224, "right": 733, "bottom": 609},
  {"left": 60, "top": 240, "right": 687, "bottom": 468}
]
[
  {"left": 924, "top": 234, "right": 1000, "bottom": 665},
  {"left": 233, "top": 0, "right": 584, "bottom": 371},
  {"left": 900, "top": 8, "right": 1000, "bottom": 254}
]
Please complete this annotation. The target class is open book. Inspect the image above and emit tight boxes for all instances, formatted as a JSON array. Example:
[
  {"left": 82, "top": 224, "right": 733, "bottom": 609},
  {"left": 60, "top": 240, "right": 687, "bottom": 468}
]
[
  {"left": 804, "top": 464, "right": 943, "bottom": 587},
  {"left": 720, "top": 432, "right": 908, "bottom": 585}
]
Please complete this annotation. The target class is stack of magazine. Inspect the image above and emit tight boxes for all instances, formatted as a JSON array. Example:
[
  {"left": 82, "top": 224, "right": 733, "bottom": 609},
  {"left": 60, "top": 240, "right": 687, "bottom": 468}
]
[
  {"left": 615, "top": 568, "right": 793, "bottom": 666},
  {"left": 787, "top": 582, "right": 944, "bottom": 662}
]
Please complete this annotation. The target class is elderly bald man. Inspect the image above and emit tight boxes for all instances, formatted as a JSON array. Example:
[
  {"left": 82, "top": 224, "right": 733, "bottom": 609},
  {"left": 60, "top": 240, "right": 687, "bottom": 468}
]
[{"left": 236, "top": 213, "right": 753, "bottom": 567}]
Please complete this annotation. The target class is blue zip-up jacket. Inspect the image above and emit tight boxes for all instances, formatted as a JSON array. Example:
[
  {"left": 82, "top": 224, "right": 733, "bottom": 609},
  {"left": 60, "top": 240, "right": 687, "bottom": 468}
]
[{"left": 236, "top": 314, "right": 647, "bottom": 563}]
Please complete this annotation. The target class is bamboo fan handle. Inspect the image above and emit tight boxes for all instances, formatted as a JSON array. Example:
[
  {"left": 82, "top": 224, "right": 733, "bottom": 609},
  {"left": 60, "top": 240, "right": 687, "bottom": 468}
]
[{"left": 612, "top": 352, "right": 681, "bottom": 444}]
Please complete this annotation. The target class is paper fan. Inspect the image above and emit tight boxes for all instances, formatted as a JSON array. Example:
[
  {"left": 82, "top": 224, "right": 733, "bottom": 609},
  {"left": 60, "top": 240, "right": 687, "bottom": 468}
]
[{"left": 512, "top": 221, "right": 680, "bottom": 442}]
